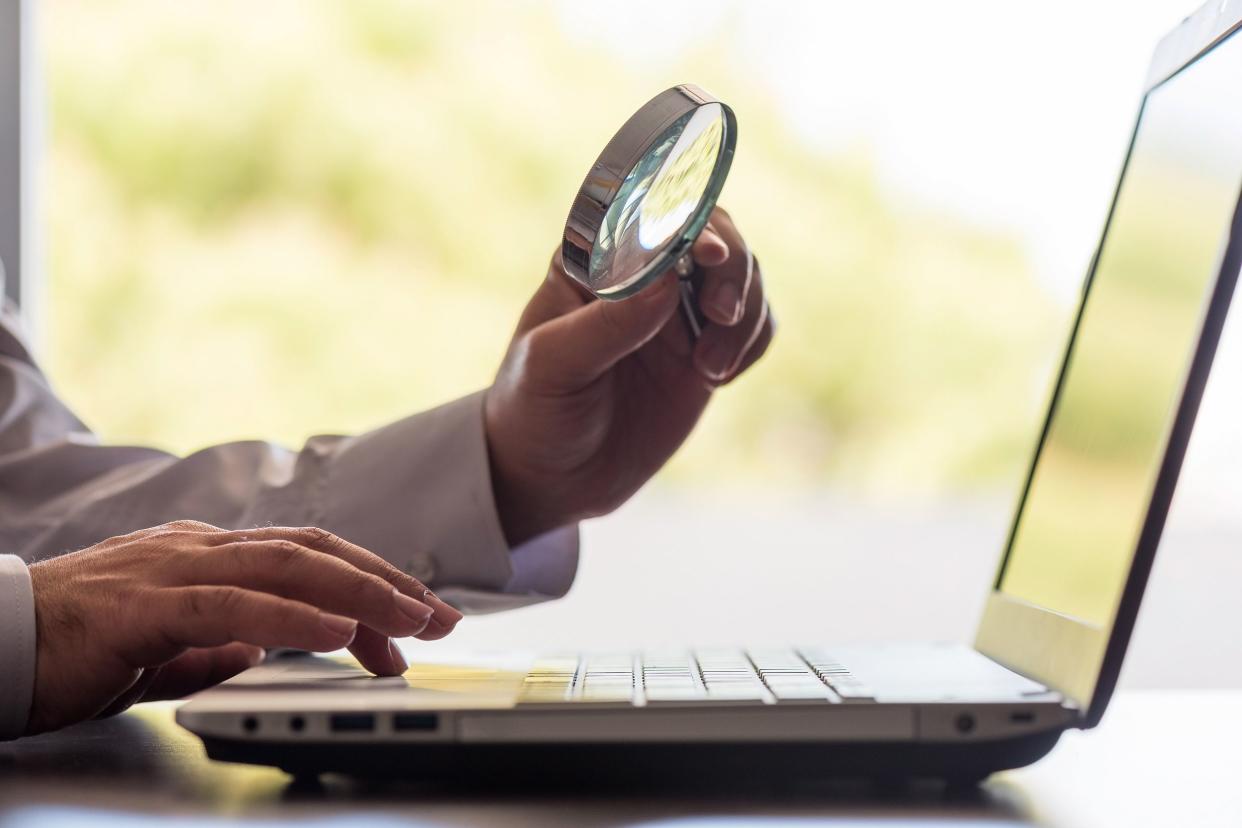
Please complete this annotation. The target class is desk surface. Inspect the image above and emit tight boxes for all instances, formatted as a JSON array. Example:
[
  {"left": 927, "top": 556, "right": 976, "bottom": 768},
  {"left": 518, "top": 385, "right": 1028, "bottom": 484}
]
[{"left": 0, "top": 691, "right": 1236, "bottom": 827}]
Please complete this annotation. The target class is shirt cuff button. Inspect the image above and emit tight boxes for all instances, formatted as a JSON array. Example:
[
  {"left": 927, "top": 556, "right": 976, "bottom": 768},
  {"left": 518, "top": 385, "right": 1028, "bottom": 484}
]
[{"left": 405, "top": 553, "right": 436, "bottom": 583}]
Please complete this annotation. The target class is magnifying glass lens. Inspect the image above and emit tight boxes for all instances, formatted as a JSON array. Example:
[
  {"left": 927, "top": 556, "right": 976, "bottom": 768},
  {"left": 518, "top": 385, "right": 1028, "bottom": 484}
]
[{"left": 588, "top": 102, "right": 727, "bottom": 295}]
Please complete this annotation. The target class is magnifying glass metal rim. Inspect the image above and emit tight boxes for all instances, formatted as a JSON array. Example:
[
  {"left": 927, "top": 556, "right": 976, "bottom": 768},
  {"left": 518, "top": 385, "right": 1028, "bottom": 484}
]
[{"left": 562, "top": 84, "right": 737, "bottom": 302}]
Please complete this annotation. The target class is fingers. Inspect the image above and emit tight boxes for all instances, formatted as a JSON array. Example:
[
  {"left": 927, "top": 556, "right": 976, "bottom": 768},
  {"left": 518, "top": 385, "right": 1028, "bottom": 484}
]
[
  {"left": 512, "top": 249, "right": 593, "bottom": 336},
  {"left": 94, "top": 669, "right": 160, "bottom": 719},
  {"left": 695, "top": 211, "right": 753, "bottom": 327},
  {"left": 729, "top": 311, "right": 776, "bottom": 382},
  {"left": 694, "top": 254, "right": 770, "bottom": 383},
  {"left": 156, "top": 519, "right": 222, "bottom": 534},
  {"left": 692, "top": 226, "right": 730, "bottom": 268},
  {"left": 348, "top": 625, "right": 408, "bottom": 676},
  {"left": 124, "top": 586, "right": 359, "bottom": 665},
  {"left": 407, "top": 608, "right": 456, "bottom": 641},
  {"left": 178, "top": 540, "right": 437, "bottom": 638},
  {"left": 204, "top": 526, "right": 463, "bottom": 633},
  {"left": 521, "top": 266, "right": 681, "bottom": 388}
]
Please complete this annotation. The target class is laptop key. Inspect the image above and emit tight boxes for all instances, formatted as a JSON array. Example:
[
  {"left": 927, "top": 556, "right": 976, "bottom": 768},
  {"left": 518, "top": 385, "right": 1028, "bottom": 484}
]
[
  {"left": 705, "top": 685, "right": 768, "bottom": 700},
  {"left": 769, "top": 685, "right": 839, "bottom": 702},
  {"left": 645, "top": 689, "right": 707, "bottom": 704},
  {"left": 797, "top": 650, "right": 877, "bottom": 702}
]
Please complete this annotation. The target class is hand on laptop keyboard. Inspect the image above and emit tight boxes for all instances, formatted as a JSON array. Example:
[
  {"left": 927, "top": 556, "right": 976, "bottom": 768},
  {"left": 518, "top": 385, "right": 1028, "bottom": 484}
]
[{"left": 23, "top": 520, "right": 463, "bottom": 736}]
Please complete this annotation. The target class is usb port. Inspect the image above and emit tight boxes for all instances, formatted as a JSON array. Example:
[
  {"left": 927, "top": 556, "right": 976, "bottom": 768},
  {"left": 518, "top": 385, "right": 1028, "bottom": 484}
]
[
  {"left": 329, "top": 713, "right": 375, "bottom": 732},
  {"left": 393, "top": 713, "right": 439, "bottom": 732},
  {"left": 1009, "top": 710, "right": 1036, "bottom": 724}
]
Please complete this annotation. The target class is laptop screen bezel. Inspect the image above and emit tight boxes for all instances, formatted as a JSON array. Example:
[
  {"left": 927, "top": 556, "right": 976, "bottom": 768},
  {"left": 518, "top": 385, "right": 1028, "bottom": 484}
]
[{"left": 973, "top": 0, "right": 1242, "bottom": 728}]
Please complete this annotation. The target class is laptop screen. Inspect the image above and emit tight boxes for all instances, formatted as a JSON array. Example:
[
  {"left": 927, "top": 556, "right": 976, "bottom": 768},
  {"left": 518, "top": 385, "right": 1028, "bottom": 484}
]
[{"left": 997, "top": 27, "right": 1242, "bottom": 629}]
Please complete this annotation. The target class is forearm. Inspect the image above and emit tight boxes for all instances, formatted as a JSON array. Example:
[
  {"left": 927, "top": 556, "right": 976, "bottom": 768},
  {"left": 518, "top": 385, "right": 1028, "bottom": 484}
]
[
  {"left": 1, "top": 304, "right": 577, "bottom": 604},
  {"left": 0, "top": 391, "right": 565, "bottom": 593}
]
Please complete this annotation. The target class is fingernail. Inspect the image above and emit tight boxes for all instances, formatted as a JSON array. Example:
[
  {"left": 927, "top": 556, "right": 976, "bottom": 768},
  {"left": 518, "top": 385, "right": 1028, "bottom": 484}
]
[
  {"left": 319, "top": 612, "right": 358, "bottom": 639},
  {"left": 706, "top": 281, "right": 742, "bottom": 324},
  {"left": 697, "top": 342, "right": 732, "bottom": 381},
  {"left": 393, "top": 588, "right": 435, "bottom": 627},
  {"left": 388, "top": 639, "right": 409, "bottom": 673},
  {"left": 697, "top": 233, "right": 730, "bottom": 266},
  {"left": 248, "top": 647, "right": 267, "bottom": 667},
  {"left": 425, "top": 591, "right": 464, "bottom": 625}
]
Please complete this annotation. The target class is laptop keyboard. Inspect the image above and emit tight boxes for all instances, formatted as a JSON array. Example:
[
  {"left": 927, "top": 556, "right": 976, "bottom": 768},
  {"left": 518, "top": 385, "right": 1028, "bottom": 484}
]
[{"left": 516, "top": 648, "right": 874, "bottom": 706}]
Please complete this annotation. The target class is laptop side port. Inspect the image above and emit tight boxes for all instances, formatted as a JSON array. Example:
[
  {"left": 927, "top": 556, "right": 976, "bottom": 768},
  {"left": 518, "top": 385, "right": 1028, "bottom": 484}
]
[
  {"left": 329, "top": 713, "right": 376, "bottom": 733},
  {"left": 393, "top": 713, "right": 439, "bottom": 732},
  {"left": 1009, "top": 710, "right": 1036, "bottom": 724}
]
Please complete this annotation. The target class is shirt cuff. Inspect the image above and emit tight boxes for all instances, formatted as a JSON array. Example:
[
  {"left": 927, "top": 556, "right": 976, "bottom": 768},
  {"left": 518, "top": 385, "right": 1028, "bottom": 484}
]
[
  {"left": 0, "top": 555, "right": 36, "bottom": 740},
  {"left": 312, "top": 390, "right": 520, "bottom": 592},
  {"left": 506, "top": 524, "right": 579, "bottom": 597},
  {"left": 308, "top": 390, "right": 580, "bottom": 611},
  {"left": 436, "top": 523, "right": 580, "bottom": 614}
]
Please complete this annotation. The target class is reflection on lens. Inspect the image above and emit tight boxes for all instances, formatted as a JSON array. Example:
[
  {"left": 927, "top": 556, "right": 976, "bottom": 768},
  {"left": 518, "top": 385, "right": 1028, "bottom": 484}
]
[
  {"left": 589, "top": 103, "right": 726, "bottom": 294},
  {"left": 638, "top": 109, "right": 724, "bottom": 249}
]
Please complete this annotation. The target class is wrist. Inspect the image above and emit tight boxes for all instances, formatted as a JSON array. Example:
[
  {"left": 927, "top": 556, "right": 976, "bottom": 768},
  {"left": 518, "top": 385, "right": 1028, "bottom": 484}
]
[
  {"left": 482, "top": 395, "right": 565, "bottom": 547},
  {"left": 488, "top": 459, "right": 544, "bottom": 547}
]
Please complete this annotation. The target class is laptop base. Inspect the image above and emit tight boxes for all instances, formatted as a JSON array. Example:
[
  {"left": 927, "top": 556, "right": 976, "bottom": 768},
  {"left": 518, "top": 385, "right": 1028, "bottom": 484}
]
[{"left": 200, "top": 730, "right": 1064, "bottom": 787}]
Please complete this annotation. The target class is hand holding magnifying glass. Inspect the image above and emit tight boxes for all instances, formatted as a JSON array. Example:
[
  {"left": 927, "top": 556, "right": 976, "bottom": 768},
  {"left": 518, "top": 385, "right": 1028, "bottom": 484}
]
[
  {"left": 484, "top": 85, "right": 773, "bottom": 547},
  {"left": 562, "top": 84, "right": 737, "bottom": 340}
]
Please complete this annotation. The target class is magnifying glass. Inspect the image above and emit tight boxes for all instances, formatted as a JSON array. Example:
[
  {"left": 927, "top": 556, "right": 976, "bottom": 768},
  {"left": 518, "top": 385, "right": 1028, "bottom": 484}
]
[{"left": 562, "top": 84, "right": 737, "bottom": 339}]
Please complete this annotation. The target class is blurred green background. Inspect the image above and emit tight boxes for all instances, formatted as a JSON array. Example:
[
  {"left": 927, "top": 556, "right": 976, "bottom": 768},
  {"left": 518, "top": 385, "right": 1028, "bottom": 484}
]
[{"left": 41, "top": 0, "right": 1063, "bottom": 498}]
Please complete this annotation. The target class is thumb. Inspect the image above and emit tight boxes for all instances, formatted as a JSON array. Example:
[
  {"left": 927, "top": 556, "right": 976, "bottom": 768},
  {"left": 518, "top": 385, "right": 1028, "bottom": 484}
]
[
  {"left": 527, "top": 271, "right": 680, "bottom": 386},
  {"left": 139, "top": 643, "right": 265, "bottom": 702}
]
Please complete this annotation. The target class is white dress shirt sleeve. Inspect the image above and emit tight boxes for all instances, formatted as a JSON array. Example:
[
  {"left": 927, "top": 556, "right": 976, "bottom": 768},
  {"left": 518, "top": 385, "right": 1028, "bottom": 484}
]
[
  {"left": 0, "top": 555, "right": 36, "bottom": 741},
  {"left": 0, "top": 302, "right": 578, "bottom": 738},
  {"left": 308, "top": 391, "right": 578, "bottom": 604}
]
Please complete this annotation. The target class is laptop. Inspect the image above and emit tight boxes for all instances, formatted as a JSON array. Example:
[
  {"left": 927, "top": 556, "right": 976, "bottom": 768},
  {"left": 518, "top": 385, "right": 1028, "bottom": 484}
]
[{"left": 177, "top": 0, "right": 1242, "bottom": 784}]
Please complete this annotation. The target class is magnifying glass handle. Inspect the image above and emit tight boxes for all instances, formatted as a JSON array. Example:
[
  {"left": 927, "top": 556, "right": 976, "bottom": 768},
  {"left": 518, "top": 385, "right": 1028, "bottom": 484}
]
[{"left": 675, "top": 253, "right": 706, "bottom": 341}]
